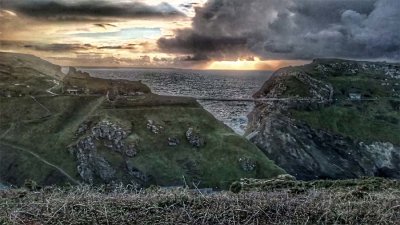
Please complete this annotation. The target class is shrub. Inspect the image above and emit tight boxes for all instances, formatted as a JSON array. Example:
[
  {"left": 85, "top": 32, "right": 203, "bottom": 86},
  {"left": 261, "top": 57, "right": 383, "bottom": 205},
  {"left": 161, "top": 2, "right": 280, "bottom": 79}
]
[{"left": 230, "top": 181, "right": 242, "bottom": 193}]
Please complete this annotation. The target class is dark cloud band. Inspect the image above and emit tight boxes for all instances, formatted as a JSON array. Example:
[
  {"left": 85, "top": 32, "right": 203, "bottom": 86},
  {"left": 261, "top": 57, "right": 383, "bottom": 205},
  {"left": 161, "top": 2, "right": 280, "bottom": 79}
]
[
  {"left": 5, "top": 0, "right": 185, "bottom": 21},
  {"left": 0, "top": 41, "right": 137, "bottom": 52},
  {"left": 158, "top": 29, "right": 248, "bottom": 58}
]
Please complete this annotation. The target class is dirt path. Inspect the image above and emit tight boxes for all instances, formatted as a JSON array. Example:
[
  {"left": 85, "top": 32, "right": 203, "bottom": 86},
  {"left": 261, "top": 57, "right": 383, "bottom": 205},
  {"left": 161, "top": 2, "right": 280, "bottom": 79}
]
[
  {"left": 0, "top": 123, "right": 14, "bottom": 139},
  {"left": 0, "top": 97, "right": 106, "bottom": 186},
  {"left": 0, "top": 141, "right": 80, "bottom": 185},
  {"left": 46, "top": 80, "right": 60, "bottom": 96},
  {"left": 30, "top": 96, "right": 52, "bottom": 115}
]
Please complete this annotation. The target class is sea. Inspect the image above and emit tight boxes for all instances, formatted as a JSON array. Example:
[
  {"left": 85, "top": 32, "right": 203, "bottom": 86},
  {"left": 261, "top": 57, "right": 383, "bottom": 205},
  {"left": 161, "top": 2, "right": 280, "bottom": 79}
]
[{"left": 82, "top": 68, "right": 273, "bottom": 135}]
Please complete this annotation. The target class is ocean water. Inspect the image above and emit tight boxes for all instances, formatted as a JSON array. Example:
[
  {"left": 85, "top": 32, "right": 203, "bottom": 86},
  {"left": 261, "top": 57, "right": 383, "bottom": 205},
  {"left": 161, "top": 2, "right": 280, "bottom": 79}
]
[{"left": 82, "top": 68, "right": 273, "bottom": 135}]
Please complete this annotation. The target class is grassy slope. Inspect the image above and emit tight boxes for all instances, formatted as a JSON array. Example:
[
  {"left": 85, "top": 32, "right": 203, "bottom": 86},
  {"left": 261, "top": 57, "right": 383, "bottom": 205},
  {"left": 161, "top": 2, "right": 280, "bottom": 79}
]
[
  {"left": 0, "top": 94, "right": 284, "bottom": 188},
  {"left": 0, "top": 96, "right": 106, "bottom": 185},
  {"left": 101, "top": 102, "right": 283, "bottom": 188},
  {"left": 0, "top": 52, "right": 283, "bottom": 189},
  {"left": 290, "top": 61, "right": 400, "bottom": 145},
  {"left": 0, "top": 52, "right": 64, "bottom": 97}
]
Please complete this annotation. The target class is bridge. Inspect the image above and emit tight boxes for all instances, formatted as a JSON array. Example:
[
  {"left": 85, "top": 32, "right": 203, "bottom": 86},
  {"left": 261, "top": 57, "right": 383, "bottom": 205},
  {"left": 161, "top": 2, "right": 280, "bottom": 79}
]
[
  {"left": 195, "top": 97, "right": 400, "bottom": 102},
  {"left": 195, "top": 97, "right": 323, "bottom": 102}
]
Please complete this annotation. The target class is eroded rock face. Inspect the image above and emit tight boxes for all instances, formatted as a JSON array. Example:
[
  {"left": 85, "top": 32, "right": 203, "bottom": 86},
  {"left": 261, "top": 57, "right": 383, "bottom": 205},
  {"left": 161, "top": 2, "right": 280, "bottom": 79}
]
[
  {"left": 69, "top": 136, "right": 116, "bottom": 184},
  {"left": 70, "top": 120, "right": 140, "bottom": 184},
  {"left": 247, "top": 66, "right": 400, "bottom": 180},
  {"left": 186, "top": 128, "right": 205, "bottom": 148},
  {"left": 248, "top": 114, "right": 400, "bottom": 180}
]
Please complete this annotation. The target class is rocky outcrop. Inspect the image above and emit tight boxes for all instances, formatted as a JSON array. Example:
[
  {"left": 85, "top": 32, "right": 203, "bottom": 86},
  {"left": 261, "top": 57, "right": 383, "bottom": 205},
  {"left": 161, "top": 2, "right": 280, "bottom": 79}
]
[
  {"left": 167, "top": 137, "right": 180, "bottom": 146},
  {"left": 70, "top": 120, "right": 141, "bottom": 184},
  {"left": 186, "top": 128, "right": 205, "bottom": 148},
  {"left": 247, "top": 61, "right": 400, "bottom": 180},
  {"left": 147, "top": 120, "right": 163, "bottom": 134},
  {"left": 248, "top": 115, "right": 400, "bottom": 180},
  {"left": 69, "top": 136, "right": 116, "bottom": 184},
  {"left": 238, "top": 157, "right": 256, "bottom": 172}
]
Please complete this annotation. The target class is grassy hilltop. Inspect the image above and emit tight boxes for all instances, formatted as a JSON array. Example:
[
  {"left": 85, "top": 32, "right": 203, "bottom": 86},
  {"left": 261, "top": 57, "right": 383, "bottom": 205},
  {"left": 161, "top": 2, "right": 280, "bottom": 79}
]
[
  {"left": 290, "top": 59, "right": 400, "bottom": 145},
  {"left": 0, "top": 52, "right": 284, "bottom": 189}
]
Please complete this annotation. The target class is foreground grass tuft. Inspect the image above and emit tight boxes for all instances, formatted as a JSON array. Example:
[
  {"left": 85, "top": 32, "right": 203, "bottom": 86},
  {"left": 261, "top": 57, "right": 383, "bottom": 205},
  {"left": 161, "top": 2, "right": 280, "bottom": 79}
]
[{"left": 1, "top": 178, "right": 399, "bottom": 224}]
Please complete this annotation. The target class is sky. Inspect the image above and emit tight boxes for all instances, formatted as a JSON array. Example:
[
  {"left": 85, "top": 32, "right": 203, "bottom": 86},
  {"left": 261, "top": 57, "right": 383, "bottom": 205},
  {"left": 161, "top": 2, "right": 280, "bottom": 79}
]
[{"left": 0, "top": 0, "right": 399, "bottom": 70}]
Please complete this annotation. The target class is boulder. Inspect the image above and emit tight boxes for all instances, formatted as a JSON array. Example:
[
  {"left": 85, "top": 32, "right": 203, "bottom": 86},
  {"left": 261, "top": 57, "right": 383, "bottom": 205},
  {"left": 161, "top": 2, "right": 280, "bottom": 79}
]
[
  {"left": 238, "top": 157, "right": 257, "bottom": 172},
  {"left": 125, "top": 145, "right": 137, "bottom": 158},
  {"left": 168, "top": 137, "right": 180, "bottom": 146},
  {"left": 146, "top": 120, "right": 163, "bottom": 134},
  {"left": 186, "top": 128, "right": 205, "bottom": 148}
]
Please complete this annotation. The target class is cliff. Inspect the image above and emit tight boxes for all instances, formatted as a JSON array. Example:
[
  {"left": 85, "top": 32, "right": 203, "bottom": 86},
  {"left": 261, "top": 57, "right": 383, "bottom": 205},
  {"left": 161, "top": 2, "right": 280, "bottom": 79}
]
[
  {"left": 0, "top": 52, "right": 284, "bottom": 189},
  {"left": 247, "top": 59, "right": 400, "bottom": 180}
]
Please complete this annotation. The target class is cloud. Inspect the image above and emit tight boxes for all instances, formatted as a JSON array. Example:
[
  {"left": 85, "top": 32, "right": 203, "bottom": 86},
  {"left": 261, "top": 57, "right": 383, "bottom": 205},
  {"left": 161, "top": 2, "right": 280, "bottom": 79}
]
[
  {"left": 158, "top": 29, "right": 249, "bottom": 60},
  {"left": 158, "top": 0, "right": 400, "bottom": 60},
  {"left": 3, "top": 0, "right": 185, "bottom": 21},
  {"left": 94, "top": 23, "right": 117, "bottom": 29},
  {"left": 97, "top": 44, "right": 137, "bottom": 50},
  {"left": 23, "top": 43, "right": 93, "bottom": 52},
  {"left": 0, "top": 41, "right": 139, "bottom": 52},
  {"left": 0, "top": 41, "right": 88, "bottom": 52}
]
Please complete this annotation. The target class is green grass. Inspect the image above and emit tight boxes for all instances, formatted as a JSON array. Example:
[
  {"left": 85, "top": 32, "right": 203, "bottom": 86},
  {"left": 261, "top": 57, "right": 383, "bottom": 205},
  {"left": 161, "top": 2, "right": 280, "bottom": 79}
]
[
  {"left": 0, "top": 94, "right": 284, "bottom": 189},
  {"left": 0, "top": 144, "right": 69, "bottom": 185},
  {"left": 327, "top": 75, "right": 396, "bottom": 99},
  {"left": 281, "top": 76, "right": 310, "bottom": 97},
  {"left": 285, "top": 60, "right": 400, "bottom": 145},
  {"left": 291, "top": 100, "right": 400, "bottom": 145},
  {"left": 0, "top": 96, "right": 106, "bottom": 185},
  {"left": 95, "top": 99, "right": 284, "bottom": 188},
  {"left": 302, "top": 61, "right": 400, "bottom": 100}
]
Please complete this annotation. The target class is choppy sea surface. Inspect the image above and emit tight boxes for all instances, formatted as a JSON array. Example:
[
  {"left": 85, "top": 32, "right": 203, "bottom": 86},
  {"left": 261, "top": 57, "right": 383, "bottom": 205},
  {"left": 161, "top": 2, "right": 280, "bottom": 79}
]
[{"left": 82, "top": 68, "right": 273, "bottom": 135}]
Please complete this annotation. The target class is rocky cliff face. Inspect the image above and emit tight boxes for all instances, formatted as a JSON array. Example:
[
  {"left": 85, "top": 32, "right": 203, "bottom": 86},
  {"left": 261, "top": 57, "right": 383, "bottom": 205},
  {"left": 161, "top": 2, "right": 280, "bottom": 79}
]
[
  {"left": 69, "top": 120, "right": 146, "bottom": 185},
  {"left": 247, "top": 59, "right": 400, "bottom": 180}
]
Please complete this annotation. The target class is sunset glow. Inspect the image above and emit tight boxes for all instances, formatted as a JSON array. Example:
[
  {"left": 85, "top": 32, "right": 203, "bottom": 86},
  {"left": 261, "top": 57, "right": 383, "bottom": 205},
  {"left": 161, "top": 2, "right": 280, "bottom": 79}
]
[{"left": 207, "top": 58, "right": 306, "bottom": 71}]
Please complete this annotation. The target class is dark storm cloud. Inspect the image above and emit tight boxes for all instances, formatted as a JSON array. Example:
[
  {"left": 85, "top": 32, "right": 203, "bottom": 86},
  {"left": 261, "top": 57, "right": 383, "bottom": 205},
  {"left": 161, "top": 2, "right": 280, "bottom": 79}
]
[
  {"left": 3, "top": 0, "right": 185, "bottom": 21},
  {"left": 158, "top": 29, "right": 249, "bottom": 59},
  {"left": 159, "top": 0, "right": 400, "bottom": 60}
]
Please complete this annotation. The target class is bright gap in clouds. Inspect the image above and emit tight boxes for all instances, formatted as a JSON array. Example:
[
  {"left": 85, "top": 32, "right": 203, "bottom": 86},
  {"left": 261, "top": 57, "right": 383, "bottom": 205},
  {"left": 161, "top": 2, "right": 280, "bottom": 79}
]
[{"left": 207, "top": 58, "right": 309, "bottom": 71}]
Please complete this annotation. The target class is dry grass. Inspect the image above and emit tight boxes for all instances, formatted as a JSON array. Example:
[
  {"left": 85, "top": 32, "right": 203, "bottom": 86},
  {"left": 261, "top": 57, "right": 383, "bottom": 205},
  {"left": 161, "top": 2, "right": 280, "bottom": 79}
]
[{"left": 1, "top": 182, "right": 399, "bottom": 225}]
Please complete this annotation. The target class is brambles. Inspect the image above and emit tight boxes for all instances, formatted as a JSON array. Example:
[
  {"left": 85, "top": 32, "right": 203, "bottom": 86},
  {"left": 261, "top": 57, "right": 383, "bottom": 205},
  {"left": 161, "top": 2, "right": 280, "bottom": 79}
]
[{"left": 1, "top": 179, "right": 399, "bottom": 224}]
